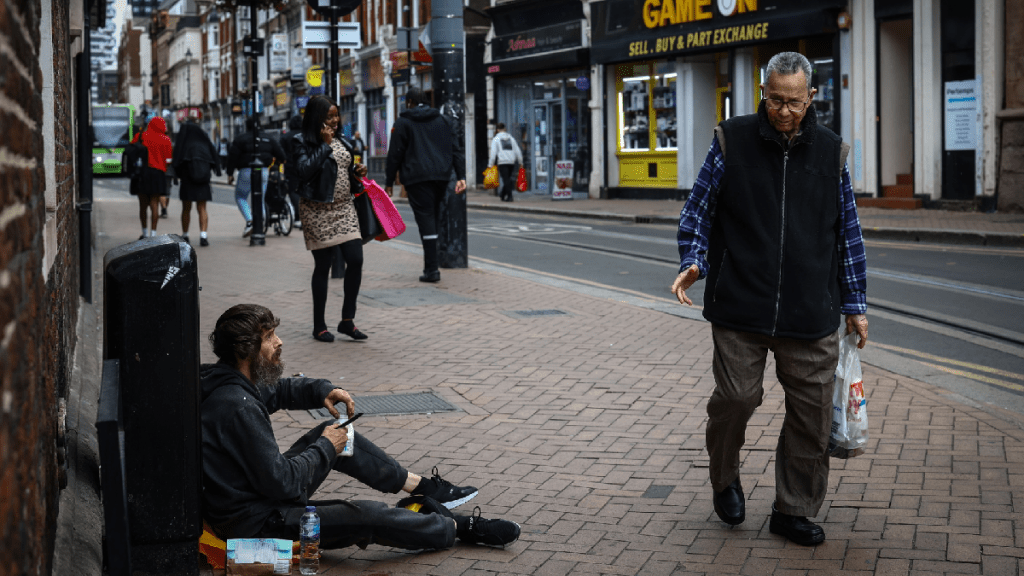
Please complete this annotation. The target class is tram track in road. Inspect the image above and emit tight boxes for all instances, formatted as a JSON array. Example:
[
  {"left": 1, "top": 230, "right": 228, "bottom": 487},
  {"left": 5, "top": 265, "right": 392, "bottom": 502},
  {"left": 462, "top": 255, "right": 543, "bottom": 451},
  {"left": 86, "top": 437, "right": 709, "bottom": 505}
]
[{"left": 462, "top": 213, "right": 1024, "bottom": 358}]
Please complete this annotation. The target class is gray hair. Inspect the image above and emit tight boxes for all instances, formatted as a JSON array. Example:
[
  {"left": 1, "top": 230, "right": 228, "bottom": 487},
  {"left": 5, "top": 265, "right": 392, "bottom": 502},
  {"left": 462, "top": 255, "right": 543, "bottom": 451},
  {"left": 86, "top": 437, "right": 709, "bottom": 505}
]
[{"left": 765, "top": 52, "right": 812, "bottom": 92}]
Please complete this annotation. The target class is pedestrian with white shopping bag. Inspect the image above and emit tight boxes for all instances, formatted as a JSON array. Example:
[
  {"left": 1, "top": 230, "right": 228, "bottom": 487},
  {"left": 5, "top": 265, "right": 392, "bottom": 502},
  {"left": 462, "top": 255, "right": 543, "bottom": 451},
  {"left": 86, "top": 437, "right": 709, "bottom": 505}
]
[{"left": 672, "top": 52, "right": 869, "bottom": 547}]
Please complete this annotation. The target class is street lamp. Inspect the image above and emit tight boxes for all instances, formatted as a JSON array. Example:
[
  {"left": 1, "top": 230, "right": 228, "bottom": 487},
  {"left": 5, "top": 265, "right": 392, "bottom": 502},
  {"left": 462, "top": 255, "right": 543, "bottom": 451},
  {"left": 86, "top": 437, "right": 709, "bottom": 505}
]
[{"left": 185, "top": 47, "right": 193, "bottom": 109}]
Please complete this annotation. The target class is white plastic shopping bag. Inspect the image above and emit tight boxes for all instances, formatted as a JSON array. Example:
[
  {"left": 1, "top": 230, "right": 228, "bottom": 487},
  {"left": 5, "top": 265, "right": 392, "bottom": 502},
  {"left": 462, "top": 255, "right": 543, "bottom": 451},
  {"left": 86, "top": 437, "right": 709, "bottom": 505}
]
[{"left": 828, "top": 332, "right": 869, "bottom": 458}]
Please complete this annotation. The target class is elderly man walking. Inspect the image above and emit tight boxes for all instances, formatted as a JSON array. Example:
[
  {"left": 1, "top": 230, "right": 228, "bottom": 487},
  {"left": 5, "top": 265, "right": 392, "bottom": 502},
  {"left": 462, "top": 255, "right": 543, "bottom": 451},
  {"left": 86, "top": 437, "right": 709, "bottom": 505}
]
[{"left": 672, "top": 52, "right": 869, "bottom": 546}]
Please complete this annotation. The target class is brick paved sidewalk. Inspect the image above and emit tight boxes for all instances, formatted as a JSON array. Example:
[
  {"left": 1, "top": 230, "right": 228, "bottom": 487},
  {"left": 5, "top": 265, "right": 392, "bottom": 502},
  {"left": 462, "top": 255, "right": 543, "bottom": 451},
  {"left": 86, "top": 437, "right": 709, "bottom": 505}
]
[{"left": 94, "top": 184, "right": 1024, "bottom": 576}]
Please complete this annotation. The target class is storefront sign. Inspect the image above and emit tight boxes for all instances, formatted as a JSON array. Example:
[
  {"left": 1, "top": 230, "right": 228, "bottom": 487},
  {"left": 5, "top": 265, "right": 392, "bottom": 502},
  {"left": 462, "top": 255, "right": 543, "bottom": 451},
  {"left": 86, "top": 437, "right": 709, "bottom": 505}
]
[
  {"left": 306, "top": 66, "right": 324, "bottom": 87},
  {"left": 641, "top": 0, "right": 759, "bottom": 29},
  {"left": 274, "top": 80, "right": 289, "bottom": 108},
  {"left": 492, "top": 21, "right": 583, "bottom": 61},
  {"left": 553, "top": 160, "right": 574, "bottom": 199},
  {"left": 627, "top": 21, "right": 770, "bottom": 57},
  {"left": 270, "top": 34, "right": 289, "bottom": 73},
  {"left": 944, "top": 79, "right": 979, "bottom": 151},
  {"left": 175, "top": 107, "right": 203, "bottom": 121},
  {"left": 591, "top": 0, "right": 844, "bottom": 63}
]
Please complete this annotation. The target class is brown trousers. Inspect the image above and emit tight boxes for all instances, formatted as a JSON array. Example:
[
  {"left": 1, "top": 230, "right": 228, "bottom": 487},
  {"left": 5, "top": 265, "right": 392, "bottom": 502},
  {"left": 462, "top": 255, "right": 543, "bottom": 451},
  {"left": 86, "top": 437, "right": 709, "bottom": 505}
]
[{"left": 707, "top": 324, "right": 839, "bottom": 517}]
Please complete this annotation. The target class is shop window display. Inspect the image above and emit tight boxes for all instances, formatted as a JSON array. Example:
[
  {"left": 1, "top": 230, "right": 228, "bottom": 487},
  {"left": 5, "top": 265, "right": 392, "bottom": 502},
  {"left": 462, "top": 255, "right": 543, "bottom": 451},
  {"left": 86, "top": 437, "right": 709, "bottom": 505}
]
[{"left": 616, "top": 61, "right": 677, "bottom": 152}]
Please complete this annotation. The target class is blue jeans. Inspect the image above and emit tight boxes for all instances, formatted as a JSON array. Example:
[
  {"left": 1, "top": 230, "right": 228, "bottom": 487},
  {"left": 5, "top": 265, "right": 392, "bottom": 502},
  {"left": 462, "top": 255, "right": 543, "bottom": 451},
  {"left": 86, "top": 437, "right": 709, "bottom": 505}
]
[{"left": 234, "top": 167, "right": 268, "bottom": 224}]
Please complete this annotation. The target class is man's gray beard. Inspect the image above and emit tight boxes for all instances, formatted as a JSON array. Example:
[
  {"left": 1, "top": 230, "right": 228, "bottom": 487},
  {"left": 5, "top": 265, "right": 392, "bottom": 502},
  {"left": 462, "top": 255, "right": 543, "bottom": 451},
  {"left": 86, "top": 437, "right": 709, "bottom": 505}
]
[{"left": 252, "top": 351, "right": 285, "bottom": 390}]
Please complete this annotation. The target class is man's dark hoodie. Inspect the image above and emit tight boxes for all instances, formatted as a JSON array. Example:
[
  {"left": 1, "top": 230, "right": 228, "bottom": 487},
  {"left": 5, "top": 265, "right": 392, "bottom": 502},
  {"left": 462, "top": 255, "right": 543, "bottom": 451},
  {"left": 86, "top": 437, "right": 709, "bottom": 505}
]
[
  {"left": 200, "top": 362, "right": 338, "bottom": 538},
  {"left": 385, "top": 105, "right": 466, "bottom": 188}
]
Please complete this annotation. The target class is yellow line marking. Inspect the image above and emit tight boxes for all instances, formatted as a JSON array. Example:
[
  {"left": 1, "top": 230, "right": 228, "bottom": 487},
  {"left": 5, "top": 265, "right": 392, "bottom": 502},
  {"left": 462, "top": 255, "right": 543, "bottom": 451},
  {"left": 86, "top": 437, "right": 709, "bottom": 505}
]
[
  {"left": 917, "top": 361, "right": 1024, "bottom": 393},
  {"left": 864, "top": 239, "right": 1024, "bottom": 256},
  {"left": 871, "top": 342, "right": 1024, "bottom": 381}
]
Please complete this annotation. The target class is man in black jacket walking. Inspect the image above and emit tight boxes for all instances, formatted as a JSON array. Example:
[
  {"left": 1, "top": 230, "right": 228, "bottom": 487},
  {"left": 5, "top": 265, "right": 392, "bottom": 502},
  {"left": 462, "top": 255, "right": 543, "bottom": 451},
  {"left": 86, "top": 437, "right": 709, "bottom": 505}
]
[
  {"left": 384, "top": 88, "right": 466, "bottom": 282},
  {"left": 201, "top": 304, "right": 521, "bottom": 550}
]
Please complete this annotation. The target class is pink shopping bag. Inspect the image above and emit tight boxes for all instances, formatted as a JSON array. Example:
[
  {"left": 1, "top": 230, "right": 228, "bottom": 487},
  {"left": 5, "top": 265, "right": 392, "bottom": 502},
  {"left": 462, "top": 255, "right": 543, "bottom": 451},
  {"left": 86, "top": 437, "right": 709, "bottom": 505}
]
[{"left": 362, "top": 178, "right": 406, "bottom": 241}]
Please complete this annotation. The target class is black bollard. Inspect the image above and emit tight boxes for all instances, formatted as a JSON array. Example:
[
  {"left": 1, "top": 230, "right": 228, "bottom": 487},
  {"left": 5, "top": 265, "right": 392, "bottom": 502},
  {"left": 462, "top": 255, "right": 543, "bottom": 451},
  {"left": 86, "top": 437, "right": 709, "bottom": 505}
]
[{"left": 103, "top": 236, "right": 201, "bottom": 575}]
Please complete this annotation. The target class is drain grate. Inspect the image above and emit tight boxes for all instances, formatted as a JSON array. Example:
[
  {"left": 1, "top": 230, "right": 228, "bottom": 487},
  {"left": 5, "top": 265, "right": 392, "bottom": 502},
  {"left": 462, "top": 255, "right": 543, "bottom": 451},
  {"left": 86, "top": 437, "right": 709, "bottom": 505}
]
[
  {"left": 309, "top": 391, "right": 460, "bottom": 419},
  {"left": 507, "top": 309, "right": 568, "bottom": 317},
  {"left": 642, "top": 485, "right": 675, "bottom": 499}
]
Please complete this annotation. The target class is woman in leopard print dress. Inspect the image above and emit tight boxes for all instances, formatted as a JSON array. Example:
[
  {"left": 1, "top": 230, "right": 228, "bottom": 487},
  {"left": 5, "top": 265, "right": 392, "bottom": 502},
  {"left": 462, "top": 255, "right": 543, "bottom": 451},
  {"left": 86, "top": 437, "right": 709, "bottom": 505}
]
[{"left": 291, "top": 95, "right": 368, "bottom": 342}]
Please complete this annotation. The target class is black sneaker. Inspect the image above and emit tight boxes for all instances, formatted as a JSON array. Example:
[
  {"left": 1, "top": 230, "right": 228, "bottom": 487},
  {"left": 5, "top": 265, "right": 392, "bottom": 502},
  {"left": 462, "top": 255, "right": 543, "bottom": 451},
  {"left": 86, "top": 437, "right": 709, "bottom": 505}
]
[
  {"left": 160, "top": 207, "right": 168, "bottom": 219},
  {"left": 421, "top": 466, "right": 478, "bottom": 509},
  {"left": 457, "top": 507, "right": 521, "bottom": 548},
  {"left": 199, "top": 237, "right": 209, "bottom": 247}
]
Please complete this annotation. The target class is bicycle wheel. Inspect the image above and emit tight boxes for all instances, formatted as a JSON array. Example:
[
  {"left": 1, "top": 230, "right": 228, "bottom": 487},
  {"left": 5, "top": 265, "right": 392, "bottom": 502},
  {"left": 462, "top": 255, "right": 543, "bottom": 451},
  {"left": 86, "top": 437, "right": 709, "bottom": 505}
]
[{"left": 277, "top": 202, "right": 294, "bottom": 236}]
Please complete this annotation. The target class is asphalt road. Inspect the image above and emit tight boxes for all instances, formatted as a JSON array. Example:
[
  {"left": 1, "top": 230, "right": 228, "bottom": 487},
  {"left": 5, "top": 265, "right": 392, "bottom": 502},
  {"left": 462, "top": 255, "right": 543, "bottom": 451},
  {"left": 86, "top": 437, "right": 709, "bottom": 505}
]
[{"left": 158, "top": 178, "right": 1024, "bottom": 416}]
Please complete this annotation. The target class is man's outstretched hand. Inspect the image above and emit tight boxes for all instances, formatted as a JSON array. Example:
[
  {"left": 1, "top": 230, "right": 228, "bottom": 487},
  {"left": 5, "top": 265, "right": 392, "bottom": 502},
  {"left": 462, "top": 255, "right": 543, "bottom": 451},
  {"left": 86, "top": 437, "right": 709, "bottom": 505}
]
[
  {"left": 324, "top": 388, "right": 355, "bottom": 419},
  {"left": 671, "top": 265, "right": 700, "bottom": 306}
]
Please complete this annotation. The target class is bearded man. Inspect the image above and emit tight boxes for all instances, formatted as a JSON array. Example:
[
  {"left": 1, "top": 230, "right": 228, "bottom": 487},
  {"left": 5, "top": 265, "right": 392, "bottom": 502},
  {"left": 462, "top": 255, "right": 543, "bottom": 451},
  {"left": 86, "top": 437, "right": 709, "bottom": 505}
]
[{"left": 200, "top": 304, "right": 520, "bottom": 550}]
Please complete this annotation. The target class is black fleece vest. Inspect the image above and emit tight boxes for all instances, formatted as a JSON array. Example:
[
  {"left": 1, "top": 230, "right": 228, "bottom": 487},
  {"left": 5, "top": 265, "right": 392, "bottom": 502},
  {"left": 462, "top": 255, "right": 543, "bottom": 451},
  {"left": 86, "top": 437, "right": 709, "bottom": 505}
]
[{"left": 703, "top": 106, "right": 843, "bottom": 340}]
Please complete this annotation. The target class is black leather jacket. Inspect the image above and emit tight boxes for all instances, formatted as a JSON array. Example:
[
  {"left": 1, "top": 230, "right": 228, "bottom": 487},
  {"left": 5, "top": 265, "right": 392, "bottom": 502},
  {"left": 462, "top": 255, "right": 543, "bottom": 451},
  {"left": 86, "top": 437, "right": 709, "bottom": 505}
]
[
  {"left": 289, "top": 132, "right": 337, "bottom": 203},
  {"left": 290, "top": 132, "right": 361, "bottom": 203}
]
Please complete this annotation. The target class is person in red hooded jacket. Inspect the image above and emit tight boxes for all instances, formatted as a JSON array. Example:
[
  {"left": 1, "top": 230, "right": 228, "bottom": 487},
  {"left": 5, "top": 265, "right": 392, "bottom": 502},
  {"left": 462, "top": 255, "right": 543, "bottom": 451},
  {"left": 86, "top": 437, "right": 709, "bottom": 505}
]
[{"left": 134, "top": 116, "right": 173, "bottom": 239}]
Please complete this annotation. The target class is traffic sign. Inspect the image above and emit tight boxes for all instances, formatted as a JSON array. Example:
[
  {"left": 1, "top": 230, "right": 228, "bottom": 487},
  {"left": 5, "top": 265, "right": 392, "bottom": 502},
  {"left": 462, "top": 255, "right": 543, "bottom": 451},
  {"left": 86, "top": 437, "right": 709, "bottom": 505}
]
[
  {"left": 307, "top": 0, "right": 362, "bottom": 18},
  {"left": 302, "top": 21, "right": 361, "bottom": 50}
]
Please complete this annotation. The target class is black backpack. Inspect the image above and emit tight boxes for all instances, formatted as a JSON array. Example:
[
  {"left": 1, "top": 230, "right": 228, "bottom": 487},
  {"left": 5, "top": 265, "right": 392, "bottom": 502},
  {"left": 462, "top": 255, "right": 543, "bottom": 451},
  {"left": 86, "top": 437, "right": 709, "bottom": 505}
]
[
  {"left": 184, "top": 157, "right": 212, "bottom": 185},
  {"left": 122, "top": 142, "right": 148, "bottom": 179}
]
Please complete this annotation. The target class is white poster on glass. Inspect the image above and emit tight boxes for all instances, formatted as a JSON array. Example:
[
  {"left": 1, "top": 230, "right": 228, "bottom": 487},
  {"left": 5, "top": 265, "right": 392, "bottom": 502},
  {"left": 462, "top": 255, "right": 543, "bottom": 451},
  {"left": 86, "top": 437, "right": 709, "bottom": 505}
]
[{"left": 944, "top": 79, "right": 979, "bottom": 151}]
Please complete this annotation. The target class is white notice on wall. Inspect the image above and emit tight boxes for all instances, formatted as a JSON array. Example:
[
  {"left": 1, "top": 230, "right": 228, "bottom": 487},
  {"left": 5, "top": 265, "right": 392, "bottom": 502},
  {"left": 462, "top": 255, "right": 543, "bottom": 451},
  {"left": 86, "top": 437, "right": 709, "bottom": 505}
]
[{"left": 944, "top": 79, "right": 979, "bottom": 151}]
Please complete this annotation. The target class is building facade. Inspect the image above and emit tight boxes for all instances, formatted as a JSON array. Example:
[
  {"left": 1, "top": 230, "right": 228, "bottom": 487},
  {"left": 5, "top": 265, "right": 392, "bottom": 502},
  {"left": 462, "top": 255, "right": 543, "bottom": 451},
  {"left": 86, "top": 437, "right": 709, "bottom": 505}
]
[{"left": 480, "top": 0, "right": 1007, "bottom": 207}]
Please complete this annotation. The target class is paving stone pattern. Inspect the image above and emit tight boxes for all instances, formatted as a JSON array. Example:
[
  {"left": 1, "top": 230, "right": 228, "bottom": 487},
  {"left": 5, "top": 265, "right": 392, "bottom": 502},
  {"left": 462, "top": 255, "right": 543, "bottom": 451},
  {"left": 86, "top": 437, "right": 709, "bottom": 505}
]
[{"left": 91, "top": 189, "right": 1024, "bottom": 576}]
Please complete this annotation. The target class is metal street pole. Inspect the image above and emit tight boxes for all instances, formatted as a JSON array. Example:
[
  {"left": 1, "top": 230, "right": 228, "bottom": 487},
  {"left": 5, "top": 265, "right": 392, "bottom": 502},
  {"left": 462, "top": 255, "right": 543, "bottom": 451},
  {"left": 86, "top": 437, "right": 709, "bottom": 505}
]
[
  {"left": 432, "top": 0, "right": 467, "bottom": 268},
  {"left": 249, "top": 0, "right": 265, "bottom": 246},
  {"left": 329, "top": 8, "right": 346, "bottom": 279}
]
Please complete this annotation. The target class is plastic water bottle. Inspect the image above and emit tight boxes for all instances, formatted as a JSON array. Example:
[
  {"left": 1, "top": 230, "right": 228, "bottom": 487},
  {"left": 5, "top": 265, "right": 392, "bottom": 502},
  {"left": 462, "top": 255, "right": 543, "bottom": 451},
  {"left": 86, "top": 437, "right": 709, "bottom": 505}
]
[{"left": 299, "top": 506, "right": 320, "bottom": 575}]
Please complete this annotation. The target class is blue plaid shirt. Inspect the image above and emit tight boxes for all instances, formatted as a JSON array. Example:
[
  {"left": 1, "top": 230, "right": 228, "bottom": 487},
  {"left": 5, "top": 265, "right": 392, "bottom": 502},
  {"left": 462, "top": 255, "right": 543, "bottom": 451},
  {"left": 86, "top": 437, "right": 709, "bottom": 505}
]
[{"left": 677, "top": 137, "right": 867, "bottom": 315}]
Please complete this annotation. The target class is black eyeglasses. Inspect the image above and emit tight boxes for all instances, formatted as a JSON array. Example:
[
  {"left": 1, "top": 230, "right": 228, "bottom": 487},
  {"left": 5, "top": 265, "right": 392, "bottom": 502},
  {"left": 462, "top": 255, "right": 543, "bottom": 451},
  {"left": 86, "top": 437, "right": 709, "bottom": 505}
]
[{"left": 763, "top": 97, "right": 810, "bottom": 113}]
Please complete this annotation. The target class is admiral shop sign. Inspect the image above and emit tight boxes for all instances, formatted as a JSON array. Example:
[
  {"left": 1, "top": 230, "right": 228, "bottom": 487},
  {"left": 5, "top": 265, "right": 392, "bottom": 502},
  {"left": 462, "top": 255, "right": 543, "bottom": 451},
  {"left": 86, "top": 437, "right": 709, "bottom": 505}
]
[{"left": 492, "top": 20, "right": 583, "bottom": 62}]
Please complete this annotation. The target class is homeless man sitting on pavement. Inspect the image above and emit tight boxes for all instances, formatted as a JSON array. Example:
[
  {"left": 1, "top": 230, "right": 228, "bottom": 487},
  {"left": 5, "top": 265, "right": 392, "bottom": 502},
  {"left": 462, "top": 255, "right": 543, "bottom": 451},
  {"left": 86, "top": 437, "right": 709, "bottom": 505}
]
[{"left": 201, "top": 303, "right": 522, "bottom": 550}]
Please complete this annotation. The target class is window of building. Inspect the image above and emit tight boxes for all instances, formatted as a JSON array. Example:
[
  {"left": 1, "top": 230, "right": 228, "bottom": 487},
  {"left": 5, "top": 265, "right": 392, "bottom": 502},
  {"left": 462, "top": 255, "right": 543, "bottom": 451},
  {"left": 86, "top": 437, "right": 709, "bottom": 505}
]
[{"left": 616, "top": 61, "right": 677, "bottom": 152}]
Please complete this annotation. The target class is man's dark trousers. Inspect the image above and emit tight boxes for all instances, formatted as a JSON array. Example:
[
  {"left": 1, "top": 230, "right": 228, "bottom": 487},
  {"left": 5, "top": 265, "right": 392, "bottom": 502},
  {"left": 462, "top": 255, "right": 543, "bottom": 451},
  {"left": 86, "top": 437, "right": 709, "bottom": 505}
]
[
  {"left": 254, "top": 421, "right": 456, "bottom": 550},
  {"left": 405, "top": 180, "right": 448, "bottom": 274},
  {"left": 498, "top": 164, "right": 515, "bottom": 201}
]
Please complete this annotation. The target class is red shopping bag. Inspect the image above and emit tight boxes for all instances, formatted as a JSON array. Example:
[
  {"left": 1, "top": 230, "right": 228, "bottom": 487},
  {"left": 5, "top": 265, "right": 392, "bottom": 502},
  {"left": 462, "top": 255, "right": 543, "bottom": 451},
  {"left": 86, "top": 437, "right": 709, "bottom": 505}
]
[
  {"left": 515, "top": 166, "right": 528, "bottom": 192},
  {"left": 362, "top": 178, "right": 406, "bottom": 241}
]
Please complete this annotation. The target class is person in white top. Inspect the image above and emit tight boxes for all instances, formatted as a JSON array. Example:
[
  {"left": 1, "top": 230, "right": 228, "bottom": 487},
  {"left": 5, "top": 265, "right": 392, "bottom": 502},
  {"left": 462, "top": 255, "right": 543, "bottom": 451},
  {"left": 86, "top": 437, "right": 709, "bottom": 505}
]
[{"left": 488, "top": 123, "right": 524, "bottom": 202}]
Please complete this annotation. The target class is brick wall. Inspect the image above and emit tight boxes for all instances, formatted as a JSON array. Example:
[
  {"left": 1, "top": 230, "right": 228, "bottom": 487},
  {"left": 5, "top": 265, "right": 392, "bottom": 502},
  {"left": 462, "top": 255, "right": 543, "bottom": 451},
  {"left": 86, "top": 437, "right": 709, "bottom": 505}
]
[
  {"left": 0, "top": 0, "right": 80, "bottom": 574},
  {"left": 998, "top": 1, "right": 1024, "bottom": 211}
]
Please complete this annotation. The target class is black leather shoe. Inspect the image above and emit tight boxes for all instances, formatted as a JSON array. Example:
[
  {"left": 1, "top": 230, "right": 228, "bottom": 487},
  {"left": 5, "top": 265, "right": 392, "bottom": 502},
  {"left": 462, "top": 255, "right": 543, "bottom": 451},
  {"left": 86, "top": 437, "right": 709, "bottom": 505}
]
[
  {"left": 419, "top": 271, "right": 440, "bottom": 283},
  {"left": 769, "top": 504, "right": 825, "bottom": 546},
  {"left": 712, "top": 478, "right": 745, "bottom": 526}
]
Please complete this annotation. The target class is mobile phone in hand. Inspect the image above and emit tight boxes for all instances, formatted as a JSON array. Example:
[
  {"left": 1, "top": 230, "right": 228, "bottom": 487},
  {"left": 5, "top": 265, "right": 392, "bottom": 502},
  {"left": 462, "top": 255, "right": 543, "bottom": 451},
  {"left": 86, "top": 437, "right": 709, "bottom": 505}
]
[{"left": 337, "top": 412, "right": 363, "bottom": 427}]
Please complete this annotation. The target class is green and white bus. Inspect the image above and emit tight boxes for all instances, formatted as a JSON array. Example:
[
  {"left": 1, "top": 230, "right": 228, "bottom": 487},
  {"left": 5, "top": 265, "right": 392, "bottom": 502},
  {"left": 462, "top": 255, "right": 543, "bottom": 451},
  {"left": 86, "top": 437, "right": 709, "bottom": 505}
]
[{"left": 91, "top": 104, "right": 136, "bottom": 175}]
